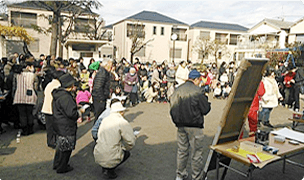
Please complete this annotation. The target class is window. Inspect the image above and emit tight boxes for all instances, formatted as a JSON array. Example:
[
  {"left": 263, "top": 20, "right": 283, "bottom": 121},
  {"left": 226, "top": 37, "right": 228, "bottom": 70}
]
[
  {"left": 153, "top": 26, "right": 157, "bottom": 35},
  {"left": 135, "top": 47, "right": 145, "bottom": 57},
  {"left": 215, "top": 33, "right": 228, "bottom": 44},
  {"left": 170, "top": 48, "right": 182, "bottom": 58},
  {"left": 127, "top": 23, "right": 145, "bottom": 38},
  {"left": 218, "top": 52, "right": 222, "bottom": 59},
  {"left": 296, "top": 34, "right": 304, "bottom": 43},
  {"left": 28, "top": 39, "right": 39, "bottom": 52},
  {"left": 171, "top": 28, "right": 187, "bottom": 41},
  {"left": 74, "top": 18, "right": 94, "bottom": 33},
  {"left": 72, "top": 44, "right": 95, "bottom": 51},
  {"left": 229, "top": 34, "right": 238, "bottom": 45},
  {"left": 11, "top": 11, "right": 37, "bottom": 28},
  {"left": 80, "top": 52, "right": 93, "bottom": 58},
  {"left": 200, "top": 31, "right": 210, "bottom": 39},
  {"left": 161, "top": 27, "right": 164, "bottom": 35}
]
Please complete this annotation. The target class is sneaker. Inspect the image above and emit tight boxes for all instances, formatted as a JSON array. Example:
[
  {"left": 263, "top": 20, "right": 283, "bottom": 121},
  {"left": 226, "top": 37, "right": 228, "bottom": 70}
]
[
  {"left": 103, "top": 169, "right": 117, "bottom": 179},
  {"left": 176, "top": 176, "right": 184, "bottom": 180}
]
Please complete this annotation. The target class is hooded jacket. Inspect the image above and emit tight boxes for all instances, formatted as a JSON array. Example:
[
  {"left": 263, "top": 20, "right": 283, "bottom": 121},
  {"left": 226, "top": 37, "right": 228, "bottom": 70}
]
[
  {"left": 52, "top": 87, "right": 79, "bottom": 136},
  {"left": 170, "top": 81, "right": 211, "bottom": 128}
]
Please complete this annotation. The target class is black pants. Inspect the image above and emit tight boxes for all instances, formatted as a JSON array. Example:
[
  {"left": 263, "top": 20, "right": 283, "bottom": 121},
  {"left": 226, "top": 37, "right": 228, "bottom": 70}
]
[
  {"left": 103, "top": 150, "right": 130, "bottom": 171},
  {"left": 53, "top": 149, "right": 72, "bottom": 173},
  {"left": 293, "top": 85, "right": 300, "bottom": 110},
  {"left": 45, "top": 114, "right": 56, "bottom": 148},
  {"left": 92, "top": 97, "right": 106, "bottom": 122},
  {"left": 17, "top": 104, "right": 34, "bottom": 128},
  {"left": 79, "top": 102, "right": 91, "bottom": 119}
]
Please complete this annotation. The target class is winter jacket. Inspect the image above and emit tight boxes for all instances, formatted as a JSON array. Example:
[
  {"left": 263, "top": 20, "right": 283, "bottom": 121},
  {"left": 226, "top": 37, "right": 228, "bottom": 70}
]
[
  {"left": 41, "top": 79, "right": 61, "bottom": 115},
  {"left": 13, "top": 70, "right": 38, "bottom": 105},
  {"left": 92, "top": 67, "right": 110, "bottom": 101},
  {"left": 52, "top": 88, "right": 79, "bottom": 136},
  {"left": 124, "top": 73, "right": 138, "bottom": 93},
  {"left": 94, "top": 112, "right": 136, "bottom": 168},
  {"left": 249, "top": 81, "right": 265, "bottom": 112},
  {"left": 175, "top": 65, "right": 189, "bottom": 86},
  {"left": 76, "top": 90, "right": 91, "bottom": 104},
  {"left": 261, "top": 77, "right": 282, "bottom": 108},
  {"left": 166, "top": 69, "right": 176, "bottom": 83},
  {"left": 170, "top": 81, "right": 211, "bottom": 128}
]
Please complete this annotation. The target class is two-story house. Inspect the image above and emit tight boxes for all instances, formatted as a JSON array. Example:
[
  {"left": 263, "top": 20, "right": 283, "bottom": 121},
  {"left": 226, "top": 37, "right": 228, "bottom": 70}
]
[
  {"left": 188, "top": 20, "right": 248, "bottom": 64},
  {"left": 235, "top": 18, "right": 294, "bottom": 61},
  {"left": 113, "top": 10, "right": 189, "bottom": 64},
  {"left": 3, "top": 1, "right": 109, "bottom": 67},
  {"left": 289, "top": 17, "right": 304, "bottom": 44}
]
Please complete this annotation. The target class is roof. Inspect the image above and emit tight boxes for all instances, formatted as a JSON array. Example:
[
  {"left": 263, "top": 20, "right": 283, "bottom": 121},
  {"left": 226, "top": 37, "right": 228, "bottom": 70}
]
[
  {"left": 263, "top": 18, "right": 295, "bottom": 29},
  {"left": 103, "top": 24, "right": 113, "bottom": 29},
  {"left": 8, "top": 1, "right": 98, "bottom": 15},
  {"left": 190, "top": 20, "right": 248, "bottom": 31},
  {"left": 119, "top": 10, "right": 188, "bottom": 25}
]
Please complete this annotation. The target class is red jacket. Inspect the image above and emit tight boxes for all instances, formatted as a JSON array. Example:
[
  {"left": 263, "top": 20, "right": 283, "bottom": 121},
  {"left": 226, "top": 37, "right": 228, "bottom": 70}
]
[
  {"left": 284, "top": 72, "right": 296, "bottom": 88},
  {"left": 250, "top": 81, "right": 265, "bottom": 111}
]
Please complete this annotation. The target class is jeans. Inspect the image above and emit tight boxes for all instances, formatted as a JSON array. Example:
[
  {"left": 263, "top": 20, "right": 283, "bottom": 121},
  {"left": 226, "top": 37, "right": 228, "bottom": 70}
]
[{"left": 259, "top": 108, "right": 273, "bottom": 124}]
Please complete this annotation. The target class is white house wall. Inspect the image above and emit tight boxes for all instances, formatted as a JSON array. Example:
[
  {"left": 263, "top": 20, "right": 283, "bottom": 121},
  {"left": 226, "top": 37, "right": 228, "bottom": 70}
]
[
  {"left": 114, "top": 20, "right": 189, "bottom": 64},
  {"left": 289, "top": 19, "right": 304, "bottom": 44},
  {"left": 249, "top": 24, "right": 279, "bottom": 34}
]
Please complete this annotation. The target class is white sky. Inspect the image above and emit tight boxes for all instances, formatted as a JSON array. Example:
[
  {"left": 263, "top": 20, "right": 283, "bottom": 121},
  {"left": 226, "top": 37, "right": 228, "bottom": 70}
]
[{"left": 96, "top": 1, "right": 304, "bottom": 28}]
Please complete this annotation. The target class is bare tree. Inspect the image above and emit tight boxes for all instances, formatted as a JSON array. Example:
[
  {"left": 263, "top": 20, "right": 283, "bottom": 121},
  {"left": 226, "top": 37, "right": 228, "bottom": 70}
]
[
  {"left": 209, "top": 39, "right": 229, "bottom": 65},
  {"left": 29, "top": 1, "right": 102, "bottom": 57},
  {"left": 192, "top": 36, "right": 211, "bottom": 64},
  {"left": 128, "top": 22, "right": 153, "bottom": 64}
]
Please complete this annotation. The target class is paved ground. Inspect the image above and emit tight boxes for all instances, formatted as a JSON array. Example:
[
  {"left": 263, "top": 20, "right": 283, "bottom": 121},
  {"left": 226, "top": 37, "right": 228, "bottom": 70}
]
[{"left": 0, "top": 93, "right": 304, "bottom": 180}]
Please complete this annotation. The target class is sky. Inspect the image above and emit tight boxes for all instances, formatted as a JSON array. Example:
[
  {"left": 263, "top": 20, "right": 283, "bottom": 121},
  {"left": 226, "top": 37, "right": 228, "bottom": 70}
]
[{"left": 95, "top": 1, "right": 304, "bottom": 28}]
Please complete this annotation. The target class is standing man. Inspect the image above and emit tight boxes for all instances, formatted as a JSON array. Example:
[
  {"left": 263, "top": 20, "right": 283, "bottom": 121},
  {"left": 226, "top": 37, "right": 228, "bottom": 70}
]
[
  {"left": 92, "top": 59, "right": 113, "bottom": 120},
  {"left": 170, "top": 69, "right": 211, "bottom": 180}
]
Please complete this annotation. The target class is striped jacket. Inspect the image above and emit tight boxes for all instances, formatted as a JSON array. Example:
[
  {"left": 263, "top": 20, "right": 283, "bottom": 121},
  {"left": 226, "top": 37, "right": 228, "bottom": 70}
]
[{"left": 13, "top": 70, "right": 38, "bottom": 105}]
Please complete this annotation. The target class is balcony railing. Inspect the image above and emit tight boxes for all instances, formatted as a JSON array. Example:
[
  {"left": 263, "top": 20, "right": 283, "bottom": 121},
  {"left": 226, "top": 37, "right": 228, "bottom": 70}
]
[{"left": 237, "top": 40, "right": 279, "bottom": 49}]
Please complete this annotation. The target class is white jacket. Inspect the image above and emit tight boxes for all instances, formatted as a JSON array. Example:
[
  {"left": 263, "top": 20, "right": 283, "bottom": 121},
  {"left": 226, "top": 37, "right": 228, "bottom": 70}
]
[
  {"left": 261, "top": 77, "right": 282, "bottom": 108},
  {"left": 175, "top": 65, "right": 189, "bottom": 86},
  {"left": 94, "top": 112, "right": 136, "bottom": 168},
  {"left": 41, "top": 79, "right": 61, "bottom": 115}
]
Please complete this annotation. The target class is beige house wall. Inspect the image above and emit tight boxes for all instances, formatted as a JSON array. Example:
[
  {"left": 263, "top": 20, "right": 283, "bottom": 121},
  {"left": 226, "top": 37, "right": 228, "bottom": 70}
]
[
  {"left": 113, "top": 20, "right": 189, "bottom": 64},
  {"left": 289, "top": 19, "right": 304, "bottom": 44},
  {"left": 189, "top": 27, "right": 243, "bottom": 65}
]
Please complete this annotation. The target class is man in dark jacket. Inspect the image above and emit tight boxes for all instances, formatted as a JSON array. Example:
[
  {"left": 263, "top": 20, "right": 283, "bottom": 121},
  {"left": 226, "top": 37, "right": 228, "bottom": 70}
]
[
  {"left": 52, "top": 73, "right": 79, "bottom": 173},
  {"left": 170, "top": 69, "right": 211, "bottom": 180},
  {"left": 92, "top": 59, "right": 113, "bottom": 120}
]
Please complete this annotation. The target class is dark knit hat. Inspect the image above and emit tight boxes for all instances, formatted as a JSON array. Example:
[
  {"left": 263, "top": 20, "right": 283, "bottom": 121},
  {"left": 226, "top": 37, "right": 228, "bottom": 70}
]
[
  {"left": 59, "top": 73, "right": 76, "bottom": 88},
  {"left": 188, "top": 69, "right": 201, "bottom": 79}
]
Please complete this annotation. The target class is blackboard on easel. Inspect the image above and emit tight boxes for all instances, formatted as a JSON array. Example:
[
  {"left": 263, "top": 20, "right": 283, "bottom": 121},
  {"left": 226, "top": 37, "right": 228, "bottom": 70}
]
[{"left": 203, "top": 58, "right": 269, "bottom": 179}]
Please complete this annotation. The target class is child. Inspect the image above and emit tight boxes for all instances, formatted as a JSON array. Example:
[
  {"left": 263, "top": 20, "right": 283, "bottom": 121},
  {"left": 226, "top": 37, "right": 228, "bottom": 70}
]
[
  {"left": 144, "top": 81, "right": 159, "bottom": 103},
  {"left": 139, "top": 75, "right": 149, "bottom": 101},
  {"left": 213, "top": 82, "right": 222, "bottom": 99},
  {"left": 222, "top": 82, "right": 231, "bottom": 99},
  {"left": 80, "top": 68, "right": 90, "bottom": 91},
  {"left": 158, "top": 84, "right": 168, "bottom": 103},
  {"left": 76, "top": 86, "right": 92, "bottom": 123}
]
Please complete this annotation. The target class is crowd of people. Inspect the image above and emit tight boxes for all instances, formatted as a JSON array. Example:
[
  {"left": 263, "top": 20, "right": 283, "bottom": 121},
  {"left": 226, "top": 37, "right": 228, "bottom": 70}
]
[{"left": 0, "top": 50, "right": 303, "bottom": 179}]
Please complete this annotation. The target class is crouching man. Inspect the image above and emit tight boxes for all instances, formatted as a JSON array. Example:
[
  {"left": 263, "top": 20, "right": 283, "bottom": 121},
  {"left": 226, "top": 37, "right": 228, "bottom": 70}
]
[{"left": 94, "top": 99, "right": 136, "bottom": 179}]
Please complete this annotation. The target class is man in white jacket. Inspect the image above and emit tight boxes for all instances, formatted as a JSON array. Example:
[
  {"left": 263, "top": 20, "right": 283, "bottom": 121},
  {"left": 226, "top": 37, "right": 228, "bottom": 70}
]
[{"left": 94, "top": 99, "right": 136, "bottom": 179}]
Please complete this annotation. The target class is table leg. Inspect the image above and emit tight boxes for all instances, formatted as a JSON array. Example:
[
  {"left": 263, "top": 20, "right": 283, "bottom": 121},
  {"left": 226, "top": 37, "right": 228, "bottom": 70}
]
[
  {"left": 216, "top": 153, "right": 220, "bottom": 180},
  {"left": 282, "top": 155, "right": 286, "bottom": 173},
  {"left": 221, "top": 167, "right": 228, "bottom": 180},
  {"left": 248, "top": 166, "right": 254, "bottom": 180}
]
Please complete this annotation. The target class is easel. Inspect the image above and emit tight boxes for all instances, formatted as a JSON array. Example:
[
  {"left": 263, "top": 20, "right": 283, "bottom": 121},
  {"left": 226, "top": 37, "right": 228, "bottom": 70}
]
[{"left": 203, "top": 58, "right": 269, "bottom": 180}]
